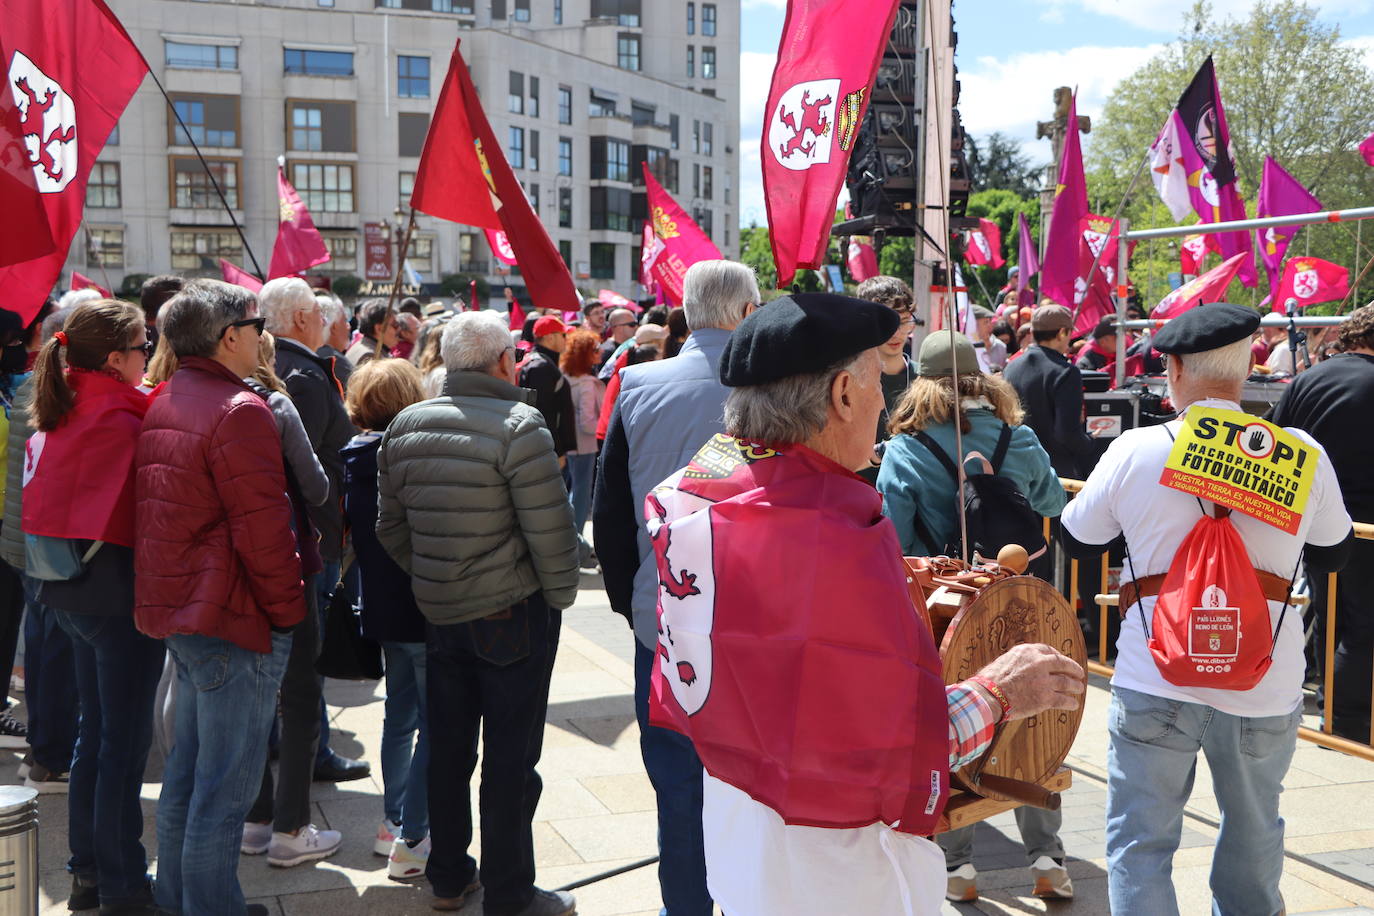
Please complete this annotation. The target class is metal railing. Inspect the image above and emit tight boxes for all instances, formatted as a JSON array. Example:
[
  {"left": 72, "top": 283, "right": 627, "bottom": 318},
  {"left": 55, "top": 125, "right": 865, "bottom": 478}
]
[{"left": 1056, "top": 478, "right": 1374, "bottom": 760}]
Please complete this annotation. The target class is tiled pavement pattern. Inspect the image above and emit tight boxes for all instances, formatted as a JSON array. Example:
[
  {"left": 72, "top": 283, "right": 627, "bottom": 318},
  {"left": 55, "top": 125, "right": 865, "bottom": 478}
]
[{"left": 11, "top": 566, "right": 1374, "bottom": 914}]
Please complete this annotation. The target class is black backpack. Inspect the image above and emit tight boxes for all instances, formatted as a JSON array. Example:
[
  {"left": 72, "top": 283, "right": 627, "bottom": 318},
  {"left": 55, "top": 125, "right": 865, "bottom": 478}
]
[{"left": 910, "top": 423, "right": 1048, "bottom": 563}]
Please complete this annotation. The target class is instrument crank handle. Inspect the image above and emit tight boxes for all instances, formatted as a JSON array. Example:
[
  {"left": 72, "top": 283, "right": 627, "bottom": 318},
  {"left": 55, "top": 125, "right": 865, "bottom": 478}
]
[{"left": 956, "top": 771, "right": 1062, "bottom": 811}]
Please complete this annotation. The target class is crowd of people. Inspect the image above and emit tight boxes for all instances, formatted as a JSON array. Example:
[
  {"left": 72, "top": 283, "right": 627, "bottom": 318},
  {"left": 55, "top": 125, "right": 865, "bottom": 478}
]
[{"left": 0, "top": 258, "right": 1369, "bottom": 915}]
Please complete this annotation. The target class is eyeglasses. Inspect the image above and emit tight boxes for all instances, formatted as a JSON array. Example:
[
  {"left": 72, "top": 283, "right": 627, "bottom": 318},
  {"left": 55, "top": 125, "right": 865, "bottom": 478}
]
[
  {"left": 220, "top": 316, "right": 266, "bottom": 339},
  {"left": 124, "top": 342, "right": 154, "bottom": 358},
  {"left": 894, "top": 310, "right": 917, "bottom": 328}
]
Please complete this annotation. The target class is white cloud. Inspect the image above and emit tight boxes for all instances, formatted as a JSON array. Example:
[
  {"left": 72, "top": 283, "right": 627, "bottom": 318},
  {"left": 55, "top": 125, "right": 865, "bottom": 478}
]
[
  {"left": 1038, "top": 0, "right": 1374, "bottom": 32},
  {"left": 741, "top": 0, "right": 786, "bottom": 8},
  {"left": 737, "top": 51, "right": 775, "bottom": 227}
]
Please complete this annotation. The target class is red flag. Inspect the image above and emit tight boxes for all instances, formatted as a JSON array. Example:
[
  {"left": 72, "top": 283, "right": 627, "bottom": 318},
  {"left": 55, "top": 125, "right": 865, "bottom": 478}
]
[
  {"left": 485, "top": 227, "right": 518, "bottom": 266},
  {"left": 762, "top": 0, "right": 899, "bottom": 288},
  {"left": 1256, "top": 156, "right": 1322, "bottom": 294},
  {"left": 1042, "top": 92, "right": 1088, "bottom": 310},
  {"left": 70, "top": 271, "right": 110, "bottom": 297},
  {"left": 1275, "top": 257, "right": 1348, "bottom": 312},
  {"left": 0, "top": 35, "right": 54, "bottom": 268},
  {"left": 412, "top": 41, "right": 578, "bottom": 312},
  {"left": 1073, "top": 214, "right": 1135, "bottom": 336},
  {"left": 268, "top": 165, "right": 329, "bottom": 279},
  {"left": 643, "top": 164, "right": 721, "bottom": 305},
  {"left": 964, "top": 218, "right": 1005, "bottom": 269},
  {"left": 220, "top": 259, "right": 263, "bottom": 294},
  {"left": 0, "top": 0, "right": 147, "bottom": 322},
  {"left": 598, "top": 289, "right": 636, "bottom": 311},
  {"left": 1360, "top": 132, "right": 1374, "bottom": 168},
  {"left": 1179, "top": 233, "right": 1220, "bottom": 275},
  {"left": 846, "top": 237, "right": 879, "bottom": 282},
  {"left": 1152, "top": 252, "right": 1248, "bottom": 320}
]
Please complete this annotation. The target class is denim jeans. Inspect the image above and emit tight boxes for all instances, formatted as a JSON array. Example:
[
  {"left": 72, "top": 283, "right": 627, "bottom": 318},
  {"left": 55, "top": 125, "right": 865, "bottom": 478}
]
[
  {"left": 155, "top": 632, "right": 290, "bottom": 916},
  {"left": 634, "top": 641, "right": 713, "bottom": 916},
  {"left": 22, "top": 575, "right": 78, "bottom": 773},
  {"left": 1107, "top": 685, "right": 1301, "bottom": 916},
  {"left": 939, "top": 805, "right": 1065, "bottom": 869},
  {"left": 381, "top": 641, "right": 429, "bottom": 841},
  {"left": 566, "top": 452, "right": 597, "bottom": 533},
  {"left": 425, "top": 594, "right": 559, "bottom": 914},
  {"left": 53, "top": 611, "right": 164, "bottom": 905},
  {"left": 315, "top": 561, "right": 341, "bottom": 765}
]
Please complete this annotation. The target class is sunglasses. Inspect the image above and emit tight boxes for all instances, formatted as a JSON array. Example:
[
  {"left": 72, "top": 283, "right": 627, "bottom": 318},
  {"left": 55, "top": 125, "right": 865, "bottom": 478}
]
[
  {"left": 124, "top": 342, "right": 155, "bottom": 358},
  {"left": 220, "top": 316, "right": 266, "bottom": 338},
  {"left": 612, "top": 320, "right": 639, "bottom": 329}
]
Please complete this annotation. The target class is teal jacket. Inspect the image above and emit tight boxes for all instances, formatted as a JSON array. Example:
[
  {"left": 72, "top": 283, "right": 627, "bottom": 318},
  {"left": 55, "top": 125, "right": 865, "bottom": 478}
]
[{"left": 877, "top": 408, "right": 1066, "bottom": 555}]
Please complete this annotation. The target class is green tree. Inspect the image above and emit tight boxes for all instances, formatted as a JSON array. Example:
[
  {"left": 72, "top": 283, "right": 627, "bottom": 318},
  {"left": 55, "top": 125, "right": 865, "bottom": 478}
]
[
  {"left": 739, "top": 222, "right": 833, "bottom": 297},
  {"left": 966, "top": 132, "right": 1043, "bottom": 198},
  {"left": 961, "top": 189, "right": 1041, "bottom": 304}
]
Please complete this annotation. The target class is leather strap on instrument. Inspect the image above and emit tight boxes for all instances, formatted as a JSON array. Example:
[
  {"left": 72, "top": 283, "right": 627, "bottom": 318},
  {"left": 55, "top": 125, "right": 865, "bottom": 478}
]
[{"left": 1118, "top": 568, "right": 1294, "bottom": 617}]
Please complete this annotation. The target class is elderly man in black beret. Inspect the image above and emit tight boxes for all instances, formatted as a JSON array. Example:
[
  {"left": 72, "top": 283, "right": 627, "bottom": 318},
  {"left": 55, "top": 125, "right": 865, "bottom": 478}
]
[
  {"left": 640, "top": 293, "right": 1084, "bottom": 915},
  {"left": 1062, "top": 303, "right": 1354, "bottom": 915}
]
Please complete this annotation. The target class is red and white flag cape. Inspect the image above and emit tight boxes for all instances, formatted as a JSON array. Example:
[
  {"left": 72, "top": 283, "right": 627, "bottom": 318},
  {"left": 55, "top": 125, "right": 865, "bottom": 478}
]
[
  {"left": 1179, "top": 233, "right": 1220, "bottom": 275},
  {"left": 0, "top": 0, "right": 147, "bottom": 321}
]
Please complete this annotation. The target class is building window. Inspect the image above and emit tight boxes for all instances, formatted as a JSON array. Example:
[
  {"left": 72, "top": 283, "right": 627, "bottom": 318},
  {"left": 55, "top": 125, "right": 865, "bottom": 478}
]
[
  {"left": 633, "top": 144, "right": 668, "bottom": 186},
  {"left": 702, "top": 46, "right": 716, "bottom": 79},
  {"left": 170, "top": 94, "right": 239, "bottom": 148},
  {"left": 491, "top": 0, "right": 505, "bottom": 16},
  {"left": 687, "top": 46, "right": 694, "bottom": 78},
  {"left": 398, "top": 56, "right": 430, "bottom": 98},
  {"left": 724, "top": 171, "right": 731, "bottom": 204},
  {"left": 590, "top": 242, "right": 617, "bottom": 278},
  {"left": 527, "top": 130, "right": 540, "bottom": 171},
  {"left": 590, "top": 136, "right": 630, "bottom": 182},
  {"left": 591, "top": 187, "right": 631, "bottom": 232},
  {"left": 508, "top": 126, "right": 525, "bottom": 169},
  {"left": 318, "top": 0, "right": 335, "bottom": 7},
  {"left": 559, "top": 239, "right": 572, "bottom": 268},
  {"left": 165, "top": 40, "right": 237, "bottom": 70},
  {"left": 670, "top": 114, "right": 679, "bottom": 150},
  {"left": 509, "top": 72, "right": 524, "bottom": 114},
  {"left": 528, "top": 182, "right": 540, "bottom": 213},
  {"left": 171, "top": 230, "right": 241, "bottom": 273},
  {"left": 410, "top": 236, "right": 434, "bottom": 276},
  {"left": 667, "top": 157, "right": 680, "bottom": 193},
  {"left": 558, "top": 137, "right": 572, "bottom": 176},
  {"left": 377, "top": 0, "right": 474, "bottom": 9},
  {"left": 399, "top": 113, "right": 430, "bottom": 157},
  {"left": 703, "top": 122, "right": 713, "bottom": 156},
  {"left": 400, "top": 171, "right": 415, "bottom": 209},
  {"left": 513, "top": 0, "right": 530, "bottom": 20},
  {"left": 529, "top": 77, "right": 540, "bottom": 118},
  {"left": 692, "top": 162, "right": 699, "bottom": 197},
  {"left": 687, "top": 1, "right": 694, "bottom": 34},
  {"left": 458, "top": 234, "right": 487, "bottom": 275},
  {"left": 693, "top": 206, "right": 713, "bottom": 239},
  {"left": 588, "top": 90, "right": 617, "bottom": 118},
  {"left": 703, "top": 165, "right": 713, "bottom": 200},
  {"left": 87, "top": 228, "right": 124, "bottom": 267},
  {"left": 554, "top": 0, "right": 562, "bottom": 23},
  {"left": 631, "top": 101, "right": 655, "bottom": 126},
  {"left": 558, "top": 85, "right": 572, "bottom": 124},
  {"left": 287, "top": 100, "right": 355, "bottom": 152},
  {"left": 86, "top": 162, "right": 121, "bottom": 208},
  {"left": 320, "top": 234, "right": 358, "bottom": 273},
  {"left": 283, "top": 48, "right": 354, "bottom": 76},
  {"left": 558, "top": 186, "right": 572, "bottom": 227},
  {"left": 692, "top": 119, "right": 700, "bottom": 154},
  {"left": 591, "top": 0, "right": 640, "bottom": 26},
  {"left": 617, "top": 33, "right": 641, "bottom": 71},
  {"left": 290, "top": 161, "right": 355, "bottom": 212},
  {"left": 171, "top": 157, "right": 239, "bottom": 209},
  {"left": 702, "top": 3, "right": 716, "bottom": 35}
]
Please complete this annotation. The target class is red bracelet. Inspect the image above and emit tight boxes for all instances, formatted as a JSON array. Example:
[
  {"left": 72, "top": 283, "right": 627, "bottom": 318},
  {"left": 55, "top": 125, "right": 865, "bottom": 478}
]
[{"left": 968, "top": 675, "right": 1012, "bottom": 722}]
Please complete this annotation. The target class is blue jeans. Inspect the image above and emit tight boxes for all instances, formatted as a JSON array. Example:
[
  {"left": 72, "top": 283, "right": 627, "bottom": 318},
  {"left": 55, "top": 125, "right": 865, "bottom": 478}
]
[
  {"left": 634, "top": 641, "right": 713, "bottom": 916},
  {"left": 155, "top": 632, "right": 290, "bottom": 916},
  {"left": 566, "top": 452, "right": 596, "bottom": 533},
  {"left": 22, "top": 576, "right": 78, "bottom": 773},
  {"left": 315, "top": 560, "right": 341, "bottom": 765},
  {"left": 53, "top": 611, "right": 164, "bottom": 905},
  {"left": 381, "top": 641, "right": 429, "bottom": 841},
  {"left": 1107, "top": 685, "right": 1301, "bottom": 916}
]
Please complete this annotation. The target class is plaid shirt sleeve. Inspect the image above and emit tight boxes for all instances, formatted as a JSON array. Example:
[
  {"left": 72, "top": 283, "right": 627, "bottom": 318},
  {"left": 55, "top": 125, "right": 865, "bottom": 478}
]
[{"left": 947, "top": 683, "right": 1000, "bottom": 770}]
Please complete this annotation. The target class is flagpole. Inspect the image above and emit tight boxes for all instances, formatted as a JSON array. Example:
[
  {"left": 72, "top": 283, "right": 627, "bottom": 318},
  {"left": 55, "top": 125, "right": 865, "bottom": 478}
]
[
  {"left": 969, "top": 264, "right": 997, "bottom": 308},
  {"left": 145, "top": 69, "right": 264, "bottom": 279},
  {"left": 380, "top": 209, "right": 417, "bottom": 360}
]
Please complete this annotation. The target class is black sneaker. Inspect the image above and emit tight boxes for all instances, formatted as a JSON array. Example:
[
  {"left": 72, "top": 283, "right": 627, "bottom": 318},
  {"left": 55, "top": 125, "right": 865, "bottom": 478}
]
[
  {"left": 68, "top": 875, "right": 98, "bottom": 911},
  {"left": 312, "top": 752, "right": 370, "bottom": 783},
  {"left": 0, "top": 710, "right": 28, "bottom": 749},
  {"left": 510, "top": 889, "right": 576, "bottom": 916},
  {"left": 25, "top": 761, "right": 69, "bottom": 795}
]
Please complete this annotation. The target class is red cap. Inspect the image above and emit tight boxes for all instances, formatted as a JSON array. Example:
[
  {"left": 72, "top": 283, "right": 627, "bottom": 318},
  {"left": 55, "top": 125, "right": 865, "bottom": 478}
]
[{"left": 532, "top": 316, "right": 568, "bottom": 338}]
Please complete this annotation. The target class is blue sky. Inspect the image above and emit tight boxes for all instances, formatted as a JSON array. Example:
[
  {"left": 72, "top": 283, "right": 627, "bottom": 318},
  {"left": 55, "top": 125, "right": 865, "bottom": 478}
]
[{"left": 737, "top": 0, "right": 1374, "bottom": 227}]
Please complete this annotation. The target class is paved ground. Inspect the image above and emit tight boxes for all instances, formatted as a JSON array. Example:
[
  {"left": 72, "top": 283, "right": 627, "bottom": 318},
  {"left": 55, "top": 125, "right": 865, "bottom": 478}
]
[{"left": 15, "top": 567, "right": 1374, "bottom": 914}]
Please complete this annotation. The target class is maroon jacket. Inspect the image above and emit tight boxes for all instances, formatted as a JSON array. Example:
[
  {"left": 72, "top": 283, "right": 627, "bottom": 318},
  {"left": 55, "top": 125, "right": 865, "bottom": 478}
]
[{"left": 134, "top": 356, "right": 306, "bottom": 652}]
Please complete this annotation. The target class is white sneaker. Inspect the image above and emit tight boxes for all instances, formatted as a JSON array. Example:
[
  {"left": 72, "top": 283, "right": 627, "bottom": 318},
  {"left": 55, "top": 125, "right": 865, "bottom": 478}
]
[
  {"left": 267, "top": 824, "right": 342, "bottom": 868},
  {"left": 241, "top": 821, "right": 272, "bottom": 855},
  {"left": 374, "top": 818, "right": 400, "bottom": 857},
  {"left": 388, "top": 835, "right": 430, "bottom": 880},
  {"left": 946, "top": 863, "right": 978, "bottom": 902},
  {"left": 1030, "top": 855, "right": 1074, "bottom": 899}
]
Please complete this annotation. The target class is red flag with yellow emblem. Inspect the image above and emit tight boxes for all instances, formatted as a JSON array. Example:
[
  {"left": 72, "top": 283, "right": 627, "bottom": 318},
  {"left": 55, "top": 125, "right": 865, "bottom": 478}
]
[
  {"left": 268, "top": 165, "right": 329, "bottom": 279},
  {"left": 642, "top": 164, "right": 720, "bottom": 305}
]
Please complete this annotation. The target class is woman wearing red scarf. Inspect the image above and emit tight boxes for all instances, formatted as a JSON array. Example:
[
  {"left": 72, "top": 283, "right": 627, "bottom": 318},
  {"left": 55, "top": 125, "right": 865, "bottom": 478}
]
[{"left": 22, "top": 300, "right": 164, "bottom": 914}]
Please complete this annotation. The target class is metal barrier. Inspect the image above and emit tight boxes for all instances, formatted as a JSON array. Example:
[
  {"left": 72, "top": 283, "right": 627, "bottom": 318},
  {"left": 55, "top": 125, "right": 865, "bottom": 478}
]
[
  {"left": 0, "top": 785, "right": 39, "bottom": 915},
  {"left": 1057, "top": 479, "right": 1374, "bottom": 761}
]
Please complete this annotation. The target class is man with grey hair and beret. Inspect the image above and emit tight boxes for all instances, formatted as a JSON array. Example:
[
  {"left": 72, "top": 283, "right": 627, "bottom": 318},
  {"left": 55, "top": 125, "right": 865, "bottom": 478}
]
[
  {"left": 643, "top": 293, "right": 1085, "bottom": 915},
  {"left": 593, "top": 258, "right": 759, "bottom": 915},
  {"left": 1061, "top": 303, "right": 1354, "bottom": 915},
  {"left": 378, "top": 310, "right": 579, "bottom": 916}
]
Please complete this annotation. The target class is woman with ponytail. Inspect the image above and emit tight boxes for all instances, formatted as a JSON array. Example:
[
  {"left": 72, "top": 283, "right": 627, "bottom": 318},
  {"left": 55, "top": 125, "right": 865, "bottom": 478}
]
[{"left": 22, "top": 299, "right": 164, "bottom": 914}]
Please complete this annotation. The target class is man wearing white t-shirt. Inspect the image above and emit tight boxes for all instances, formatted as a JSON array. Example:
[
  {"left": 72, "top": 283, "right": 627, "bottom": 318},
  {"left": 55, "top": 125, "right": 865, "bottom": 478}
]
[{"left": 1061, "top": 303, "right": 1354, "bottom": 916}]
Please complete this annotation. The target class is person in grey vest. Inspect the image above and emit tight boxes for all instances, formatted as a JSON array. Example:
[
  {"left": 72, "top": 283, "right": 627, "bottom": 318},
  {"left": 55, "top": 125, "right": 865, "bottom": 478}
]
[{"left": 592, "top": 259, "right": 759, "bottom": 916}]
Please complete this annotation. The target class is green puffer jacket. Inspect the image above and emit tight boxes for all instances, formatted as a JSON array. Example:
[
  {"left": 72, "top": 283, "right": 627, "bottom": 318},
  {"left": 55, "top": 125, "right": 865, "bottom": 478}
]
[
  {"left": 0, "top": 377, "right": 32, "bottom": 572},
  {"left": 377, "top": 369, "right": 579, "bottom": 624}
]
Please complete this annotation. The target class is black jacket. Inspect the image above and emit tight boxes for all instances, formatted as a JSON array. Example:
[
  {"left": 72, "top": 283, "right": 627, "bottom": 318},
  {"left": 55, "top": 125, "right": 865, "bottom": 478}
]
[
  {"left": 274, "top": 337, "right": 356, "bottom": 561},
  {"left": 519, "top": 345, "right": 577, "bottom": 456},
  {"left": 1004, "top": 345, "right": 1095, "bottom": 479}
]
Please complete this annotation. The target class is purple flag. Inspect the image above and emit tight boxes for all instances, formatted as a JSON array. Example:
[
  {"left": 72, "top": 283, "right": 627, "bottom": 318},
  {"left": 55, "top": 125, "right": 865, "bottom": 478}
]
[
  {"left": 1017, "top": 211, "right": 1039, "bottom": 296},
  {"left": 1256, "top": 156, "right": 1322, "bottom": 295},
  {"left": 1042, "top": 92, "right": 1087, "bottom": 309}
]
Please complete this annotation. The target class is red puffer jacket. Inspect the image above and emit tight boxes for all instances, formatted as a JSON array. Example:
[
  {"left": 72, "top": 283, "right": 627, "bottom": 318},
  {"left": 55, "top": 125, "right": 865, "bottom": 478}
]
[{"left": 134, "top": 357, "right": 306, "bottom": 652}]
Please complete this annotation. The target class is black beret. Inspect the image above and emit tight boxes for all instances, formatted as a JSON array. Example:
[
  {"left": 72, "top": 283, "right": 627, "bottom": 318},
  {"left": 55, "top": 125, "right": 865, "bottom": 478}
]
[
  {"left": 720, "top": 293, "right": 900, "bottom": 387},
  {"left": 1152, "top": 302, "right": 1260, "bottom": 355}
]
